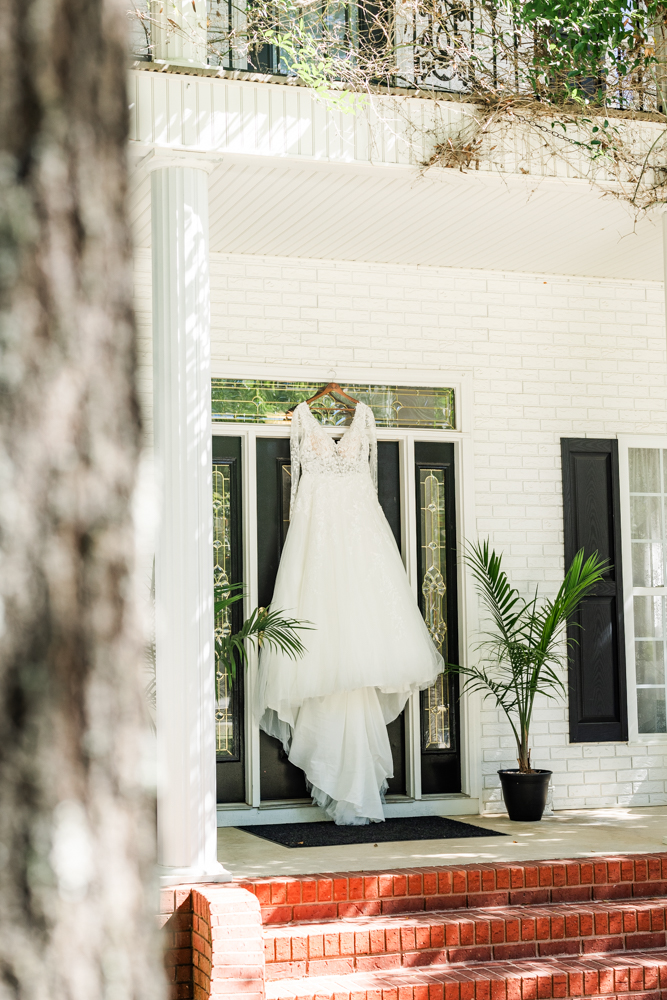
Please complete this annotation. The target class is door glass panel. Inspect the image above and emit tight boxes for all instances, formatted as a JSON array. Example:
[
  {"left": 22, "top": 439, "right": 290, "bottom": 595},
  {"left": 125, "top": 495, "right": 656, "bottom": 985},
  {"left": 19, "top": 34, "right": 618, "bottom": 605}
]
[
  {"left": 213, "top": 463, "right": 236, "bottom": 757},
  {"left": 419, "top": 468, "right": 451, "bottom": 750}
]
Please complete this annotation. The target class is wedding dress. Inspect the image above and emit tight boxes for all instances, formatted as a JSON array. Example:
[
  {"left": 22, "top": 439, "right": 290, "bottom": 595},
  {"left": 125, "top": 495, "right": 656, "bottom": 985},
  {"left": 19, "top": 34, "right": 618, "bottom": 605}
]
[{"left": 257, "top": 401, "right": 443, "bottom": 825}]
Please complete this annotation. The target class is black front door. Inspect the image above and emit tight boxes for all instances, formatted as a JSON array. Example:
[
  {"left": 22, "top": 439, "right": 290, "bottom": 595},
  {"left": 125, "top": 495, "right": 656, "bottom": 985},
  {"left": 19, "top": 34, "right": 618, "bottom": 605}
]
[{"left": 256, "top": 437, "right": 407, "bottom": 801}]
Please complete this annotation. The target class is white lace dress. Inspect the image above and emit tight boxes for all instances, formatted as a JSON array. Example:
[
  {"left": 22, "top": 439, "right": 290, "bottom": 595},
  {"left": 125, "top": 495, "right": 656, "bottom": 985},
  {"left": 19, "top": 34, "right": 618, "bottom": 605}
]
[{"left": 257, "top": 401, "right": 443, "bottom": 824}]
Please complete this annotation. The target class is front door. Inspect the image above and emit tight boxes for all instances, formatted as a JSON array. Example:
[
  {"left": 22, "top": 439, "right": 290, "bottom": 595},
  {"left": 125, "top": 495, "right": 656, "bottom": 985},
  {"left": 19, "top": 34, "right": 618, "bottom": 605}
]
[{"left": 256, "top": 437, "right": 407, "bottom": 799}]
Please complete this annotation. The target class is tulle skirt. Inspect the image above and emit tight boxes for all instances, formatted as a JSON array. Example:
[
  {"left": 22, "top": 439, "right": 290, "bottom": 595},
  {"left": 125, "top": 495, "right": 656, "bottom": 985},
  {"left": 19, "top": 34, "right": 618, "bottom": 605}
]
[{"left": 257, "top": 469, "right": 443, "bottom": 824}]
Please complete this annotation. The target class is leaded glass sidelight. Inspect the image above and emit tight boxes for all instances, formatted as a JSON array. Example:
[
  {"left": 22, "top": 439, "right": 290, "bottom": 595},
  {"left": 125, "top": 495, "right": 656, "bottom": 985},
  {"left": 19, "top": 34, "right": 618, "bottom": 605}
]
[
  {"left": 213, "top": 463, "right": 236, "bottom": 756},
  {"left": 419, "top": 468, "right": 451, "bottom": 750}
]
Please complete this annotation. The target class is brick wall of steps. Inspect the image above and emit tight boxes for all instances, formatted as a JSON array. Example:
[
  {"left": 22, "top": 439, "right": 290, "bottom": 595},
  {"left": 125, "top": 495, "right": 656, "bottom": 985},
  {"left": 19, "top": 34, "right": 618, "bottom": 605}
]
[{"left": 238, "top": 854, "right": 667, "bottom": 1000}]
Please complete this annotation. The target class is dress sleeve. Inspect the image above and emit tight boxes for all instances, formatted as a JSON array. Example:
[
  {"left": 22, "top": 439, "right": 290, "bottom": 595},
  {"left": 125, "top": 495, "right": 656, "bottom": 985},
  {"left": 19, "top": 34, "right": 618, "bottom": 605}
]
[
  {"left": 365, "top": 403, "right": 378, "bottom": 492},
  {"left": 289, "top": 404, "right": 303, "bottom": 514}
]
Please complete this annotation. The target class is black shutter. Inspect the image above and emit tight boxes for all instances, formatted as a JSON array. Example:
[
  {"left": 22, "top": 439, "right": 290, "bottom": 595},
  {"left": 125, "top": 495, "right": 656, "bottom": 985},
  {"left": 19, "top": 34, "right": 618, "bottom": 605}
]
[{"left": 561, "top": 439, "right": 627, "bottom": 742}]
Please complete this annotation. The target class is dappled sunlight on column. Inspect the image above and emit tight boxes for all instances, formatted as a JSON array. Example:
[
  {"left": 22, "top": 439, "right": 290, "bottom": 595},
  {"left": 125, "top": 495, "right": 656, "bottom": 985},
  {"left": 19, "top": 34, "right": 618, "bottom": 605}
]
[{"left": 152, "top": 164, "right": 229, "bottom": 884}]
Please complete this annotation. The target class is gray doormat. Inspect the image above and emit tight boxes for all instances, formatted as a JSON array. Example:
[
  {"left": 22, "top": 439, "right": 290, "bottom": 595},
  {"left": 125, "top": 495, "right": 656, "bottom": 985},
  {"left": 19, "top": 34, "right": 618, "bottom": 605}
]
[{"left": 236, "top": 815, "right": 508, "bottom": 848}]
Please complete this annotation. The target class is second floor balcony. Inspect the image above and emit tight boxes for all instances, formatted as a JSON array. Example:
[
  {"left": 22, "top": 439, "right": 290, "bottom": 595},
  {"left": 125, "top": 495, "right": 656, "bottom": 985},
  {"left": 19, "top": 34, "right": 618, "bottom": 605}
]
[{"left": 128, "top": 0, "right": 667, "bottom": 115}]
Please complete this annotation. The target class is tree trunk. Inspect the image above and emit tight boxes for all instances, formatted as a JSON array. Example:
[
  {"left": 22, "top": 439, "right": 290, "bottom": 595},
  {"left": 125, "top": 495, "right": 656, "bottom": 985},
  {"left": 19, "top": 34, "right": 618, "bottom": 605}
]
[
  {"left": 0, "top": 2, "right": 163, "bottom": 998},
  {"left": 654, "top": 7, "right": 667, "bottom": 114}
]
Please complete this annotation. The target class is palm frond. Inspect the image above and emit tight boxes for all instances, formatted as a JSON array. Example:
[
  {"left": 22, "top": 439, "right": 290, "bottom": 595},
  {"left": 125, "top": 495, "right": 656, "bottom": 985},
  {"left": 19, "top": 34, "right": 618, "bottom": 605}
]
[
  {"left": 465, "top": 540, "right": 528, "bottom": 646},
  {"left": 213, "top": 580, "right": 245, "bottom": 617},
  {"left": 214, "top": 585, "right": 312, "bottom": 686},
  {"left": 530, "top": 551, "right": 608, "bottom": 660}
]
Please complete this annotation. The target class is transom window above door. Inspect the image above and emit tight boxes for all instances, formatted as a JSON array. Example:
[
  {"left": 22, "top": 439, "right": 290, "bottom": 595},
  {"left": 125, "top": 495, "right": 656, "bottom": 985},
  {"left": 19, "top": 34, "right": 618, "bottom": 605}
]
[{"left": 211, "top": 378, "right": 456, "bottom": 429}]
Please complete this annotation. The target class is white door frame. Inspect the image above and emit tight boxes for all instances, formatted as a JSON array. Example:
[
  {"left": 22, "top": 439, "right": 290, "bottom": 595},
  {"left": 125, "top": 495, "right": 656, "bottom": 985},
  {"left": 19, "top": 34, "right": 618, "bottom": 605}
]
[{"left": 211, "top": 364, "right": 481, "bottom": 824}]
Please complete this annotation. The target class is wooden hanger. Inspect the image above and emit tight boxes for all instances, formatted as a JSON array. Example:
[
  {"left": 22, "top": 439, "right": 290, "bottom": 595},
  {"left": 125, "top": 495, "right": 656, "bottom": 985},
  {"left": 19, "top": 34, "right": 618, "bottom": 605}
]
[{"left": 305, "top": 382, "right": 360, "bottom": 411}]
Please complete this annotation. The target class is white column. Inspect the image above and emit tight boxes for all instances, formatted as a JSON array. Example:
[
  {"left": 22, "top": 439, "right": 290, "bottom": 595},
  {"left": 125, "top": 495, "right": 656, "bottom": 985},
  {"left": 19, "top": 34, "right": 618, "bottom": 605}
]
[
  {"left": 152, "top": 165, "right": 229, "bottom": 885},
  {"left": 150, "top": 0, "right": 208, "bottom": 66},
  {"left": 663, "top": 213, "right": 667, "bottom": 349}
]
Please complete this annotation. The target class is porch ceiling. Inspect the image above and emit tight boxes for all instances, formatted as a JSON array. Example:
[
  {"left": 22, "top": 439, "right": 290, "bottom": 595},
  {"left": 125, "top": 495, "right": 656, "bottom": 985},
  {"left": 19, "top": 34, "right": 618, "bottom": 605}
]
[{"left": 130, "top": 153, "right": 663, "bottom": 281}]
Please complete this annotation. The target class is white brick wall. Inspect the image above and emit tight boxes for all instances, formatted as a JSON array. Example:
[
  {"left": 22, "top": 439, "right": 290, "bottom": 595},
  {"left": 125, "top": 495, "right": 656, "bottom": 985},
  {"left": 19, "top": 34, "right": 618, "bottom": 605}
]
[{"left": 134, "top": 247, "right": 667, "bottom": 813}]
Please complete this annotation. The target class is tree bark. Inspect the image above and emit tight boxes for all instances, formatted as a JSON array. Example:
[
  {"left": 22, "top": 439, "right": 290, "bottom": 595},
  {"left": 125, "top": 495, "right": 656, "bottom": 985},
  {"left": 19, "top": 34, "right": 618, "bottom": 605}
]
[
  {"left": 654, "top": 7, "right": 667, "bottom": 115},
  {"left": 0, "top": 2, "right": 163, "bottom": 998}
]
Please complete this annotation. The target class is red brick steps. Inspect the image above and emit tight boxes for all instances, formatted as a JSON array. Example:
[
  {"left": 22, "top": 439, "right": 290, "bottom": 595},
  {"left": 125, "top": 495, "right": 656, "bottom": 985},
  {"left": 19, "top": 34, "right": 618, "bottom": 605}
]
[
  {"left": 265, "top": 951, "right": 667, "bottom": 1000},
  {"left": 264, "top": 898, "right": 667, "bottom": 980},
  {"left": 236, "top": 854, "right": 667, "bottom": 1000},
  {"left": 238, "top": 854, "right": 667, "bottom": 926}
]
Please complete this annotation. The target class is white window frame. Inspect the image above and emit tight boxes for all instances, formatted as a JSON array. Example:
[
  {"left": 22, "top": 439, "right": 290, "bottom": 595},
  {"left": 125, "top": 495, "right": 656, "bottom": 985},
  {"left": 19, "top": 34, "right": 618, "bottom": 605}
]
[
  {"left": 618, "top": 433, "right": 667, "bottom": 744},
  {"left": 210, "top": 363, "right": 481, "bottom": 825}
]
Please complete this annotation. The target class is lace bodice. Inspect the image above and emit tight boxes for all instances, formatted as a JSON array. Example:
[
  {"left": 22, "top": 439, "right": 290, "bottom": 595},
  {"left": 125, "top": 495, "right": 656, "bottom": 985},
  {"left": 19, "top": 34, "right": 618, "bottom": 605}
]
[{"left": 290, "top": 401, "right": 377, "bottom": 512}]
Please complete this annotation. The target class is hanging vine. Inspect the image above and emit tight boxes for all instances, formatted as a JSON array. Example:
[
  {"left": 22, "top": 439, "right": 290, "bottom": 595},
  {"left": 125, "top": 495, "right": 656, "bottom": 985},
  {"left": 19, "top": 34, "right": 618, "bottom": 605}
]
[{"left": 129, "top": 0, "right": 667, "bottom": 210}]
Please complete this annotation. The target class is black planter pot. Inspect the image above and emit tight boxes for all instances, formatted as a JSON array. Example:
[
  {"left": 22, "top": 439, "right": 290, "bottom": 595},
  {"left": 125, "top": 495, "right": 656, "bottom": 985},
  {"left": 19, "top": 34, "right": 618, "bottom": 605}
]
[{"left": 498, "top": 769, "right": 552, "bottom": 821}]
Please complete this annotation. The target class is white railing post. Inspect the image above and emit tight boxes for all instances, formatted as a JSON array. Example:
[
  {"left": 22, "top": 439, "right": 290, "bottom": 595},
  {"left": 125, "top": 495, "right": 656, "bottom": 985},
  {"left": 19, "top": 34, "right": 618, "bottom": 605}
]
[{"left": 150, "top": 0, "right": 208, "bottom": 66}]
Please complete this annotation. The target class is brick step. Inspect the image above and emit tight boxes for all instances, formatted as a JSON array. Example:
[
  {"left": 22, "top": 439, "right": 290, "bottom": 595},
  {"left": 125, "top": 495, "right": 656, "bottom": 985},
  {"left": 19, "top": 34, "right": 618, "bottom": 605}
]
[
  {"left": 263, "top": 897, "right": 667, "bottom": 979},
  {"left": 237, "top": 853, "right": 667, "bottom": 926},
  {"left": 265, "top": 949, "right": 667, "bottom": 1000}
]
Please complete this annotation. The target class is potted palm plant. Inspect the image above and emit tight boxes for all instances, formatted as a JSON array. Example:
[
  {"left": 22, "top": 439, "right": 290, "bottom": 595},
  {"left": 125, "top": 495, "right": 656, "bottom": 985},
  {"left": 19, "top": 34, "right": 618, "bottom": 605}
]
[{"left": 448, "top": 541, "right": 607, "bottom": 821}]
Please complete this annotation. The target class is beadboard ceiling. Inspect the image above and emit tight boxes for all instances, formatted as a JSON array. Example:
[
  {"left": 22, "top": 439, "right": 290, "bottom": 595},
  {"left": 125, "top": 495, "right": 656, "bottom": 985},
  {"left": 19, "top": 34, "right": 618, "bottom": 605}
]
[{"left": 129, "top": 153, "right": 663, "bottom": 281}]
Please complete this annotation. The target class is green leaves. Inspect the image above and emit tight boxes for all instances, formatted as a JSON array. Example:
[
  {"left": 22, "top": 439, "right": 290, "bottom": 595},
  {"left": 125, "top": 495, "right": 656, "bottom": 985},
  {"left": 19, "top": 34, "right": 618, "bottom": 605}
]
[
  {"left": 512, "top": 0, "right": 662, "bottom": 85},
  {"left": 214, "top": 583, "right": 312, "bottom": 689},
  {"left": 448, "top": 540, "right": 607, "bottom": 771}
]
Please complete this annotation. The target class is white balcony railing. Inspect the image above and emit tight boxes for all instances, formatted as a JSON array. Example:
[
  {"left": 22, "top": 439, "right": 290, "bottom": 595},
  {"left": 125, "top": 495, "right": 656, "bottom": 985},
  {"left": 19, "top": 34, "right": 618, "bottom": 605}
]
[{"left": 129, "top": 0, "right": 666, "bottom": 116}]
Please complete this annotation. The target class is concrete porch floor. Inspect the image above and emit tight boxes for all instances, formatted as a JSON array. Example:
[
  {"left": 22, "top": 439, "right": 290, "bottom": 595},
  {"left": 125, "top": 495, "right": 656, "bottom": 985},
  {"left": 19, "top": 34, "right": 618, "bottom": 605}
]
[{"left": 217, "top": 806, "right": 667, "bottom": 879}]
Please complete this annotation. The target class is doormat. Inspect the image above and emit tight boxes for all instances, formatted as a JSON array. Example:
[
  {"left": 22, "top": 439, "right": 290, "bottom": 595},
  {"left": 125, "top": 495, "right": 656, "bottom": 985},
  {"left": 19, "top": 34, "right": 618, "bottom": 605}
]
[{"left": 236, "top": 815, "right": 508, "bottom": 848}]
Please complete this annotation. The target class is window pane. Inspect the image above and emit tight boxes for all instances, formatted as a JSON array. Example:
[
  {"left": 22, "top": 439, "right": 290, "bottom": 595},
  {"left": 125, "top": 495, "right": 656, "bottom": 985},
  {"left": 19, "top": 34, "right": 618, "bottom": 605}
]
[
  {"left": 632, "top": 542, "right": 665, "bottom": 587},
  {"left": 637, "top": 687, "right": 667, "bottom": 733},
  {"left": 636, "top": 640, "right": 665, "bottom": 685},
  {"left": 423, "top": 672, "right": 451, "bottom": 750},
  {"left": 633, "top": 595, "right": 664, "bottom": 638},
  {"left": 212, "top": 378, "right": 456, "bottom": 429},
  {"left": 420, "top": 469, "right": 447, "bottom": 653},
  {"left": 213, "top": 464, "right": 236, "bottom": 758},
  {"left": 419, "top": 467, "right": 450, "bottom": 751},
  {"left": 629, "top": 448, "right": 667, "bottom": 736},
  {"left": 630, "top": 495, "right": 662, "bottom": 538},
  {"left": 629, "top": 448, "right": 661, "bottom": 493}
]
